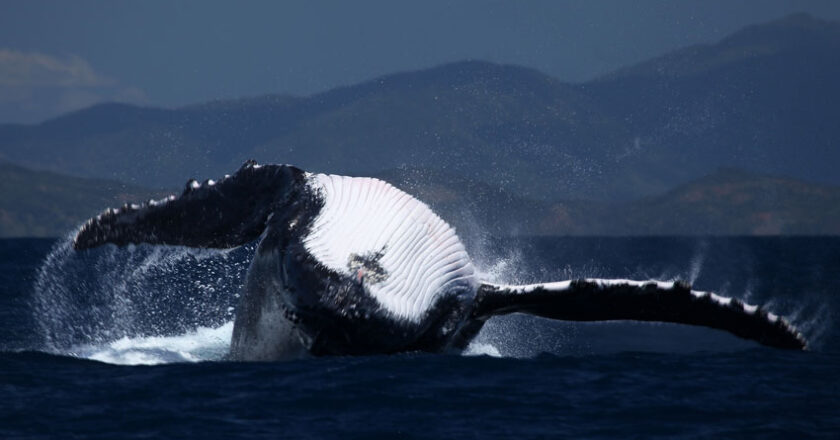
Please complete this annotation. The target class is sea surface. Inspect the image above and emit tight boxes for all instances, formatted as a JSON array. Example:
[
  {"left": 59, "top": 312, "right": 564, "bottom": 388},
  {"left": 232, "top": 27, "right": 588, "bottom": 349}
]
[{"left": 1, "top": 236, "right": 839, "bottom": 438}]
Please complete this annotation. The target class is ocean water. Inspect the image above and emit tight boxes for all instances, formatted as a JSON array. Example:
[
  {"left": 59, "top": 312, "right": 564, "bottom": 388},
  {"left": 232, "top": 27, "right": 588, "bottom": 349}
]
[{"left": 1, "top": 236, "right": 839, "bottom": 438}]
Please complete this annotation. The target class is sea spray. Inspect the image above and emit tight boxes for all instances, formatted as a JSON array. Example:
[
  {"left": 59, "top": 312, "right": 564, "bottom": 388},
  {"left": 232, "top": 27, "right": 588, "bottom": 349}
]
[
  {"left": 688, "top": 239, "right": 708, "bottom": 285},
  {"left": 31, "top": 232, "right": 255, "bottom": 361},
  {"left": 469, "top": 238, "right": 582, "bottom": 358}
]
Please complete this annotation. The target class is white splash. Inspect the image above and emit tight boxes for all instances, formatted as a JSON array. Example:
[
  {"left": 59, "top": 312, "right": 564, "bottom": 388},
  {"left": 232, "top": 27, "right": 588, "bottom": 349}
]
[
  {"left": 32, "top": 229, "right": 252, "bottom": 362},
  {"left": 76, "top": 321, "right": 234, "bottom": 366},
  {"left": 463, "top": 341, "right": 502, "bottom": 358},
  {"left": 689, "top": 240, "right": 708, "bottom": 285}
]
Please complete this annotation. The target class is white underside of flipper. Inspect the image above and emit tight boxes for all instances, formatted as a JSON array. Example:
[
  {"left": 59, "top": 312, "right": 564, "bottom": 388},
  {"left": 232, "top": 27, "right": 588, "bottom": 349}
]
[{"left": 303, "top": 173, "right": 477, "bottom": 321}]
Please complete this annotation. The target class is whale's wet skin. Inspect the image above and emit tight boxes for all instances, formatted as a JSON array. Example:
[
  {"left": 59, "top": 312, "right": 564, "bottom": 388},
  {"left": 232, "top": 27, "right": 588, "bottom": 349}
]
[{"left": 72, "top": 161, "right": 807, "bottom": 360}]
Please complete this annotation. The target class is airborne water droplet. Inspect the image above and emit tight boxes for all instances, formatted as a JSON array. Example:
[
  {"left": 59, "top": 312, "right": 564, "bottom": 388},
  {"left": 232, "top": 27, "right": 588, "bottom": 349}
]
[{"left": 31, "top": 232, "right": 255, "bottom": 364}]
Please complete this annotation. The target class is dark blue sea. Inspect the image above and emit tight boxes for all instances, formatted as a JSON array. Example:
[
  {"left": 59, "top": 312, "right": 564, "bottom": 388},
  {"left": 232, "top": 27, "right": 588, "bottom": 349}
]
[{"left": 2, "top": 236, "right": 839, "bottom": 438}]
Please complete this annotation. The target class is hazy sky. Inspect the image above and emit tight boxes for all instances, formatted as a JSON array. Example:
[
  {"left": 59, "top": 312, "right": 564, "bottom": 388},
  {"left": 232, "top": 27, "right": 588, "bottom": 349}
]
[{"left": 2, "top": 0, "right": 840, "bottom": 123}]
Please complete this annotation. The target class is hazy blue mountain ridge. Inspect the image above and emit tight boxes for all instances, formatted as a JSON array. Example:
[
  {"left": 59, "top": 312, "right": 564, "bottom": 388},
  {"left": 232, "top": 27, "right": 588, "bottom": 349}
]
[
  {"left": 0, "top": 14, "right": 837, "bottom": 204},
  {"left": 585, "top": 13, "right": 840, "bottom": 187},
  {"left": 0, "top": 162, "right": 164, "bottom": 237}
]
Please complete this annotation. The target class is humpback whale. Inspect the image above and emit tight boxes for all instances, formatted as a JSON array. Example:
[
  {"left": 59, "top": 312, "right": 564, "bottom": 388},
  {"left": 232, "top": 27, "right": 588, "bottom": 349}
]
[{"left": 73, "top": 161, "right": 806, "bottom": 359}]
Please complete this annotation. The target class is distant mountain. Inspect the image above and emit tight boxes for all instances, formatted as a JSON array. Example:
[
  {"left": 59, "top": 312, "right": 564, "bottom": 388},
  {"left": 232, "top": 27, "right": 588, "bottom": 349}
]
[
  {"left": 0, "top": 13, "right": 838, "bottom": 204},
  {"left": 562, "top": 168, "right": 840, "bottom": 235},
  {"left": 586, "top": 13, "right": 840, "bottom": 192},
  {"left": 0, "top": 162, "right": 163, "bottom": 237},
  {"left": 385, "top": 166, "right": 840, "bottom": 237},
  {"left": 0, "top": 63, "right": 621, "bottom": 200}
]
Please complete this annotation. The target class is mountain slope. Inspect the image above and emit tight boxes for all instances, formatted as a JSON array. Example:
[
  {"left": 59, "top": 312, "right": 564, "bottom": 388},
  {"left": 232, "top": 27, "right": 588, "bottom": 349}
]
[
  {"left": 0, "top": 14, "right": 838, "bottom": 203},
  {"left": 586, "top": 13, "right": 840, "bottom": 186},
  {"left": 376, "top": 166, "right": 840, "bottom": 236},
  {"left": 0, "top": 163, "right": 164, "bottom": 237},
  {"left": 610, "top": 169, "right": 840, "bottom": 235},
  {"left": 0, "top": 62, "right": 628, "bottom": 200}
]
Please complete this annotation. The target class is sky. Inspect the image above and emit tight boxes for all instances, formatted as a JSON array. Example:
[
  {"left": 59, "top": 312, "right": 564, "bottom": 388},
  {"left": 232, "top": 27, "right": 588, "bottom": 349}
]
[{"left": 1, "top": 0, "right": 840, "bottom": 123}]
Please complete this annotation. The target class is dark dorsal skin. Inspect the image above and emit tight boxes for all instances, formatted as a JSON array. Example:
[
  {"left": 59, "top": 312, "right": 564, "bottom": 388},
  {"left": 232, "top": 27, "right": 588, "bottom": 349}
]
[{"left": 72, "top": 161, "right": 807, "bottom": 360}]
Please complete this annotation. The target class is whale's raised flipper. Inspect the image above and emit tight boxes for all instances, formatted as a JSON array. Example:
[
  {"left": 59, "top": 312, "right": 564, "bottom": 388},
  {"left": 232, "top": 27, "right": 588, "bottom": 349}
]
[
  {"left": 73, "top": 162, "right": 305, "bottom": 250},
  {"left": 473, "top": 279, "right": 806, "bottom": 350}
]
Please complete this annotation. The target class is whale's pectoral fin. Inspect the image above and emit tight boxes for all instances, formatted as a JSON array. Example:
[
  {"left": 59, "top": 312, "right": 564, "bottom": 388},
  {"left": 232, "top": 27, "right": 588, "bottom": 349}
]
[
  {"left": 73, "top": 161, "right": 304, "bottom": 250},
  {"left": 473, "top": 279, "right": 806, "bottom": 350}
]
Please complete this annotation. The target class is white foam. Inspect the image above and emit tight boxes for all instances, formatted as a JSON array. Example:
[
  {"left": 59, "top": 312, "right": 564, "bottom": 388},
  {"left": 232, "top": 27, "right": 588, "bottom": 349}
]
[
  {"left": 463, "top": 341, "right": 502, "bottom": 357},
  {"left": 74, "top": 321, "right": 234, "bottom": 366}
]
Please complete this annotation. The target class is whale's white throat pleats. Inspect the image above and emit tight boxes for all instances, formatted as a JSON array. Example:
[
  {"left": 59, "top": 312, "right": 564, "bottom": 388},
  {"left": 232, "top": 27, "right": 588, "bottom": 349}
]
[{"left": 303, "top": 173, "right": 477, "bottom": 321}]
